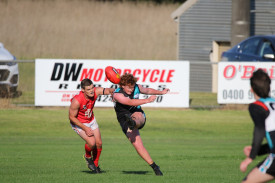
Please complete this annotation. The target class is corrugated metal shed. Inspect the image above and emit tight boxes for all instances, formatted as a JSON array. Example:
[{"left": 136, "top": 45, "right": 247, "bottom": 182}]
[
  {"left": 251, "top": 0, "right": 275, "bottom": 35},
  {"left": 177, "top": 0, "right": 232, "bottom": 62},
  {"left": 173, "top": 0, "right": 231, "bottom": 92},
  {"left": 172, "top": 0, "right": 275, "bottom": 92}
]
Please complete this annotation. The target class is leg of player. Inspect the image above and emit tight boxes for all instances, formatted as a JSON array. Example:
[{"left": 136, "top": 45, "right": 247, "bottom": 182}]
[
  {"left": 91, "top": 128, "right": 103, "bottom": 173},
  {"left": 125, "top": 114, "right": 136, "bottom": 130},
  {"left": 126, "top": 129, "right": 163, "bottom": 176},
  {"left": 242, "top": 168, "right": 274, "bottom": 183},
  {"left": 131, "top": 112, "right": 145, "bottom": 129},
  {"left": 78, "top": 131, "right": 98, "bottom": 173}
]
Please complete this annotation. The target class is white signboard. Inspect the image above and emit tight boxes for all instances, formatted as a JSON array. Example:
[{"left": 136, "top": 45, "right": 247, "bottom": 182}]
[
  {"left": 35, "top": 59, "right": 189, "bottom": 107},
  {"left": 218, "top": 62, "right": 275, "bottom": 104}
]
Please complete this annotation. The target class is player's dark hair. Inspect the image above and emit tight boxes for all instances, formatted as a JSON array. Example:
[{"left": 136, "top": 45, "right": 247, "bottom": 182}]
[
  {"left": 119, "top": 73, "right": 137, "bottom": 87},
  {"left": 81, "top": 78, "right": 93, "bottom": 89},
  {"left": 250, "top": 69, "right": 271, "bottom": 98}
]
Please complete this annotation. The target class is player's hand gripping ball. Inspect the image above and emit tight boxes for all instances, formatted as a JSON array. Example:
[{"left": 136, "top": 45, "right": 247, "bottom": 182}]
[{"left": 105, "top": 66, "right": 120, "bottom": 84}]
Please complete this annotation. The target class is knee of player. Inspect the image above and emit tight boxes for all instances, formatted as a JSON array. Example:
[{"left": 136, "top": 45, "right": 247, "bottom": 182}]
[
  {"left": 134, "top": 116, "right": 145, "bottom": 124},
  {"left": 86, "top": 142, "right": 96, "bottom": 149},
  {"left": 96, "top": 141, "right": 102, "bottom": 148}
]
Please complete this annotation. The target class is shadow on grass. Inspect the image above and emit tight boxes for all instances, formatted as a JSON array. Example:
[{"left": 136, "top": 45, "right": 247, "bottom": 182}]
[
  {"left": 122, "top": 170, "right": 149, "bottom": 175},
  {"left": 81, "top": 170, "right": 106, "bottom": 174},
  {"left": 81, "top": 170, "right": 149, "bottom": 175}
]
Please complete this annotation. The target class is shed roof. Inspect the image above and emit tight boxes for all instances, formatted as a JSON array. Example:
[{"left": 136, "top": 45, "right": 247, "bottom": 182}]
[{"left": 171, "top": 0, "right": 198, "bottom": 21}]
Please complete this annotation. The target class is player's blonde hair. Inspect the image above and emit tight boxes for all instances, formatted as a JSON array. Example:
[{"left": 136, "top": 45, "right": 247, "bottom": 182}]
[{"left": 119, "top": 73, "right": 137, "bottom": 87}]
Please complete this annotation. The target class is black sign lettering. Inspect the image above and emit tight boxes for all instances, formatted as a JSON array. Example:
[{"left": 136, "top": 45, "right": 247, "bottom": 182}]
[
  {"left": 51, "top": 63, "right": 64, "bottom": 81},
  {"left": 59, "top": 83, "right": 68, "bottom": 89},
  {"left": 64, "top": 63, "right": 83, "bottom": 81}
]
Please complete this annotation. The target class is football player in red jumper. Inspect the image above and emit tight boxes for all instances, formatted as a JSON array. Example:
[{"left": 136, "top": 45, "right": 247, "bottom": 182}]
[{"left": 69, "top": 78, "right": 114, "bottom": 173}]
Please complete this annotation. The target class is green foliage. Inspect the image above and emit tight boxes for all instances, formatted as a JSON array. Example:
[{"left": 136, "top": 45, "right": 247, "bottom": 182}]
[{"left": 0, "top": 108, "right": 261, "bottom": 182}]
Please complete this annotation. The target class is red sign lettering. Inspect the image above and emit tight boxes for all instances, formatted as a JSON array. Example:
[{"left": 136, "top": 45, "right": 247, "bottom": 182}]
[
  {"left": 270, "top": 66, "right": 275, "bottom": 79},
  {"left": 167, "top": 70, "right": 174, "bottom": 83},
  {"left": 133, "top": 69, "right": 141, "bottom": 81},
  {"left": 223, "top": 65, "right": 236, "bottom": 79},
  {"left": 150, "top": 69, "right": 160, "bottom": 82},
  {"left": 80, "top": 68, "right": 94, "bottom": 80},
  {"left": 80, "top": 68, "right": 175, "bottom": 83},
  {"left": 142, "top": 69, "right": 151, "bottom": 82},
  {"left": 94, "top": 69, "right": 103, "bottom": 82},
  {"left": 241, "top": 65, "right": 255, "bottom": 79}
]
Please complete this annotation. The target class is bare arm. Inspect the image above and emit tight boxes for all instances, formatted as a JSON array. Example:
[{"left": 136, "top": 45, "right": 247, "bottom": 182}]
[
  {"left": 69, "top": 98, "right": 93, "bottom": 136},
  {"left": 138, "top": 84, "right": 170, "bottom": 95},
  {"left": 95, "top": 87, "right": 115, "bottom": 96},
  {"left": 113, "top": 93, "right": 156, "bottom": 106},
  {"left": 240, "top": 103, "right": 269, "bottom": 172}
]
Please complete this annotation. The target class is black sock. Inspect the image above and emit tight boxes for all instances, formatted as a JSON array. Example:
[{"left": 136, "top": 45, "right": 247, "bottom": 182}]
[{"left": 150, "top": 162, "right": 158, "bottom": 169}]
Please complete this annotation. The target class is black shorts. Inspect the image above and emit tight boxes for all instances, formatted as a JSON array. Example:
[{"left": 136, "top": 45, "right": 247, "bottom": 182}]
[
  {"left": 116, "top": 109, "right": 146, "bottom": 135},
  {"left": 257, "top": 153, "right": 275, "bottom": 177}
]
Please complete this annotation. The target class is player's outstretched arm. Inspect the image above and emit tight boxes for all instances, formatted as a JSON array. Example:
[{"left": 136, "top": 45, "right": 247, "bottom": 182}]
[
  {"left": 113, "top": 93, "right": 156, "bottom": 106},
  {"left": 138, "top": 84, "right": 170, "bottom": 95},
  {"left": 69, "top": 99, "right": 94, "bottom": 137},
  {"left": 96, "top": 87, "right": 115, "bottom": 96}
]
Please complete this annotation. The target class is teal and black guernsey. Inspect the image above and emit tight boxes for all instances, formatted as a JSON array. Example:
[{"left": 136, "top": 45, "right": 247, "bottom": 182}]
[
  {"left": 249, "top": 97, "right": 275, "bottom": 159},
  {"left": 114, "top": 84, "right": 144, "bottom": 119}
]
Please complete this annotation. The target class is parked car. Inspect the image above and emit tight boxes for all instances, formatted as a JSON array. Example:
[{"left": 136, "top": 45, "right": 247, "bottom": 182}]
[
  {"left": 221, "top": 35, "right": 275, "bottom": 62},
  {"left": 0, "top": 43, "right": 19, "bottom": 97}
]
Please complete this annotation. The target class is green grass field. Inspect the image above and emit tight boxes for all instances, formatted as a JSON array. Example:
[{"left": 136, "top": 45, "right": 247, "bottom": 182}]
[{"left": 0, "top": 108, "right": 266, "bottom": 182}]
